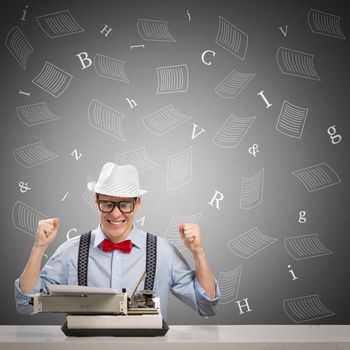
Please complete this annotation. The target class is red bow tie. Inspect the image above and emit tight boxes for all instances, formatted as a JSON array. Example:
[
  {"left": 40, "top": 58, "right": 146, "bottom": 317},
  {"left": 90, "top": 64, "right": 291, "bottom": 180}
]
[{"left": 102, "top": 239, "right": 132, "bottom": 253}]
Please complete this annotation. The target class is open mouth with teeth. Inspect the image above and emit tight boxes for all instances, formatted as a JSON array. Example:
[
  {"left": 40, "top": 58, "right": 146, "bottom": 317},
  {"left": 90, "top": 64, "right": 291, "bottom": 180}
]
[{"left": 107, "top": 219, "right": 126, "bottom": 227}]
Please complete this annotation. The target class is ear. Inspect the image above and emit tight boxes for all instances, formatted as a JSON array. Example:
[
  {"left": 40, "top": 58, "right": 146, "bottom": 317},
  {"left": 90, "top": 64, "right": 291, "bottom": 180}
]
[
  {"left": 135, "top": 197, "right": 142, "bottom": 211},
  {"left": 94, "top": 193, "right": 100, "bottom": 211}
]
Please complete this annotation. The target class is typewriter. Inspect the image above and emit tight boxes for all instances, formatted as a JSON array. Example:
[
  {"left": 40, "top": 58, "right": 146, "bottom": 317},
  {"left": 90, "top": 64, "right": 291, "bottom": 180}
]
[{"left": 31, "top": 272, "right": 168, "bottom": 337}]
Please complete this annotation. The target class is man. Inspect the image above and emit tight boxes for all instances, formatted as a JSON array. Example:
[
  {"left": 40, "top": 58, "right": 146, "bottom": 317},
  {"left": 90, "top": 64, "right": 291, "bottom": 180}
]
[{"left": 15, "top": 163, "right": 220, "bottom": 319}]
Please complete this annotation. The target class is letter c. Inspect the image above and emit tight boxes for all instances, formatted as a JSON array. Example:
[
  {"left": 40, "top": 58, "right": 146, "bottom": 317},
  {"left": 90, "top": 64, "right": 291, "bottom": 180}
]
[
  {"left": 201, "top": 50, "right": 216, "bottom": 66},
  {"left": 66, "top": 228, "right": 77, "bottom": 240}
]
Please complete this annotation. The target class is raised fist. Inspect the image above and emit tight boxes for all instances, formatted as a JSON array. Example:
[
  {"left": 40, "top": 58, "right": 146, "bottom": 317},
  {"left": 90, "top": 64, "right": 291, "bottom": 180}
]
[
  {"left": 34, "top": 218, "right": 59, "bottom": 249},
  {"left": 179, "top": 223, "right": 203, "bottom": 253}
]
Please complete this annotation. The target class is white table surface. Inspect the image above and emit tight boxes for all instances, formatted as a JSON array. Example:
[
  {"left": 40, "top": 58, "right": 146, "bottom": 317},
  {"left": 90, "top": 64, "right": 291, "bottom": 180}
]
[{"left": 1, "top": 325, "right": 350, "bottom": 350}]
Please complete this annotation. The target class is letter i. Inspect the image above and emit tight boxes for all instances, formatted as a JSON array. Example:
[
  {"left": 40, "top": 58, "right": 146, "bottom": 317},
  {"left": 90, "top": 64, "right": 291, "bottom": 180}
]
[
  {"left": 288, "top": 265, "right": 298, "bottom": 280},
  {"left": 21, "top": 5, "right": 28, "bottom": 21}
]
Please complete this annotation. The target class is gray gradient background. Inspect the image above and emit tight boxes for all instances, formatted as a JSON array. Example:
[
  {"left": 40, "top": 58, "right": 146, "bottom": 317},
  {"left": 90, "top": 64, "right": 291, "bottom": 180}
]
[{"left": 1, "top": 0, "right": 349, "bottom": 325}]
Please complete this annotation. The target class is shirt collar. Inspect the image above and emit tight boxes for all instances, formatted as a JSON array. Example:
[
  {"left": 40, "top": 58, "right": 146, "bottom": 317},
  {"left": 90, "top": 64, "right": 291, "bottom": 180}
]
[{"left": 92, "top": 225, "right": 143, "bottom": 249}]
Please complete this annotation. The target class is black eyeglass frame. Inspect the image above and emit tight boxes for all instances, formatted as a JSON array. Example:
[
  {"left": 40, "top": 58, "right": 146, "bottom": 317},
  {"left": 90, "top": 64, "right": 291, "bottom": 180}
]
[{"left": 96, "top": 199, "right": 137, "bottom": 214}]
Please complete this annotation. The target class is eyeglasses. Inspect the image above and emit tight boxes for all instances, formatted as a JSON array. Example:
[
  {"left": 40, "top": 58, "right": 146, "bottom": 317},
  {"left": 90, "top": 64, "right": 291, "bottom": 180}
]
[{"left": 96, "top": 200, "right": 137, "bottom": 213}]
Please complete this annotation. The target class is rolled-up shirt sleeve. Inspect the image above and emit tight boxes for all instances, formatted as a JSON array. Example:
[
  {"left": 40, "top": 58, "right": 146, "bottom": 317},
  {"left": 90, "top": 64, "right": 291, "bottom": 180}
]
[
  {"left": 14, "top": 242, "right": 70, "bottom": 314},
  {"left": 14, "top": 277, "right": 41, "bottom": 314},
  {"left": 169, "top": 246, "right": 220, "bottom": 317},
  {"left": 194, "top": 277, "right": 220, "bottom": 316}
]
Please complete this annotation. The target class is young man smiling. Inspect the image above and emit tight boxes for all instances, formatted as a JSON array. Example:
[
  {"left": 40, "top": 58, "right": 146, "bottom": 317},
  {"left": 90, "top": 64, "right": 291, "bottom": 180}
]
[
  {"left": 96, "top": 193, "right": 140, "bottom": 242},
  {"left": 15, "top": 163, "right": 220, "bottom": 319}
]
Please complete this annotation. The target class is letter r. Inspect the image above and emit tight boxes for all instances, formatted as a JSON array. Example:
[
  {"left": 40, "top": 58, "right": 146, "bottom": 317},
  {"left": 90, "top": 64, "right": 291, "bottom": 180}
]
[{"left": 208, "top": 190, "right": 224, "bottom": 210}]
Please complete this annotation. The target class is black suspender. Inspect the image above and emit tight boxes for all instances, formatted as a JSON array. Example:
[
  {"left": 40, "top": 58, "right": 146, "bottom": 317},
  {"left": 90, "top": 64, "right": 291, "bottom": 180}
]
[
  {"left": 77, "top": 231, "right": 157, "bottom": 290},
  {"left": 144, "top": 232, "right": 157, "bottom": 290},
  {"left": 77, "top": 231, "right": 91, "bottom": 286}
]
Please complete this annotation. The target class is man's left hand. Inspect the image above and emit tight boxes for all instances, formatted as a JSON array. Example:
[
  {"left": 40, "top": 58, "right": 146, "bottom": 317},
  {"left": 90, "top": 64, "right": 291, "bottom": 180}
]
[{"left": 179, "top": 223, "right": 203, "bottom": 254}]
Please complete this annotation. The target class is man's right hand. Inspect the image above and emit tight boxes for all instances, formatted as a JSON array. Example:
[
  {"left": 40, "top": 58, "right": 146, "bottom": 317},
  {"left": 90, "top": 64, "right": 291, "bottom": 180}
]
[
  {"left": 34, "top": 218, "right": 59, "bottom": 249},
  {"left": 19, "top": 217, "right": 59, "bottom": 293}
]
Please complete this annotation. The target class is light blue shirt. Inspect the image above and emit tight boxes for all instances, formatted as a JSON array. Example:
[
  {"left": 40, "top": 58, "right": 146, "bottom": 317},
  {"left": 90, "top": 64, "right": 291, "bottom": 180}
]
[{"left": 14, "top": 226, "right": 220, "bottom": 319}]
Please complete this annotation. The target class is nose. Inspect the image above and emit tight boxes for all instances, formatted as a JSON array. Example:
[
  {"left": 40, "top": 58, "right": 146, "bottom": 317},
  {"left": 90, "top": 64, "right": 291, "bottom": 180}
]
[{"left": 110, "top": 204, "right": 123, "bottom": 216}]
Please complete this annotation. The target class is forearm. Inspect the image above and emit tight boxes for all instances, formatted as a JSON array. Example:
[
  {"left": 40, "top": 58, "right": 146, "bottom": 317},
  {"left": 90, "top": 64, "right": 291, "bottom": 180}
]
[
  {"left": 19, "top": 245, "right": 46, "bottom": 293},
  {"left": 193, "top": 249, "right": 216, "bottom": 299}
]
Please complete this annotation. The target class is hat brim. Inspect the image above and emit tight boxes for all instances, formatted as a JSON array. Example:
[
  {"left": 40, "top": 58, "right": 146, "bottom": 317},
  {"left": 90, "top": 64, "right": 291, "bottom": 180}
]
[{"left": 87, "top": 181, "right": 147, "bottom": 197}]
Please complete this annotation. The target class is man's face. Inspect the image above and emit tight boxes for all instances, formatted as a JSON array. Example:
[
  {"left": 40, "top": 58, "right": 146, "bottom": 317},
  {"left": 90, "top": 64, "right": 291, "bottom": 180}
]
[{"left": 96, "top": 194, "right": 141, "bottom": 242}]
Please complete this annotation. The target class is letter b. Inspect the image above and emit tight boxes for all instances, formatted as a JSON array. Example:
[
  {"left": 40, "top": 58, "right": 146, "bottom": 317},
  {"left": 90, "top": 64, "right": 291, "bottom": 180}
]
[{"left": 76, "top": 52, "right": 92, "bottom": 70}]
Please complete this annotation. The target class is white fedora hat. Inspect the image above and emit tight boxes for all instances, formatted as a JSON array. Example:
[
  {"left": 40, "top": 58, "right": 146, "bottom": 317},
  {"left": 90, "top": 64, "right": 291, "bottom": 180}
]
[{"left": 87, "top": 162, "right": 147, "bottom": 197}]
